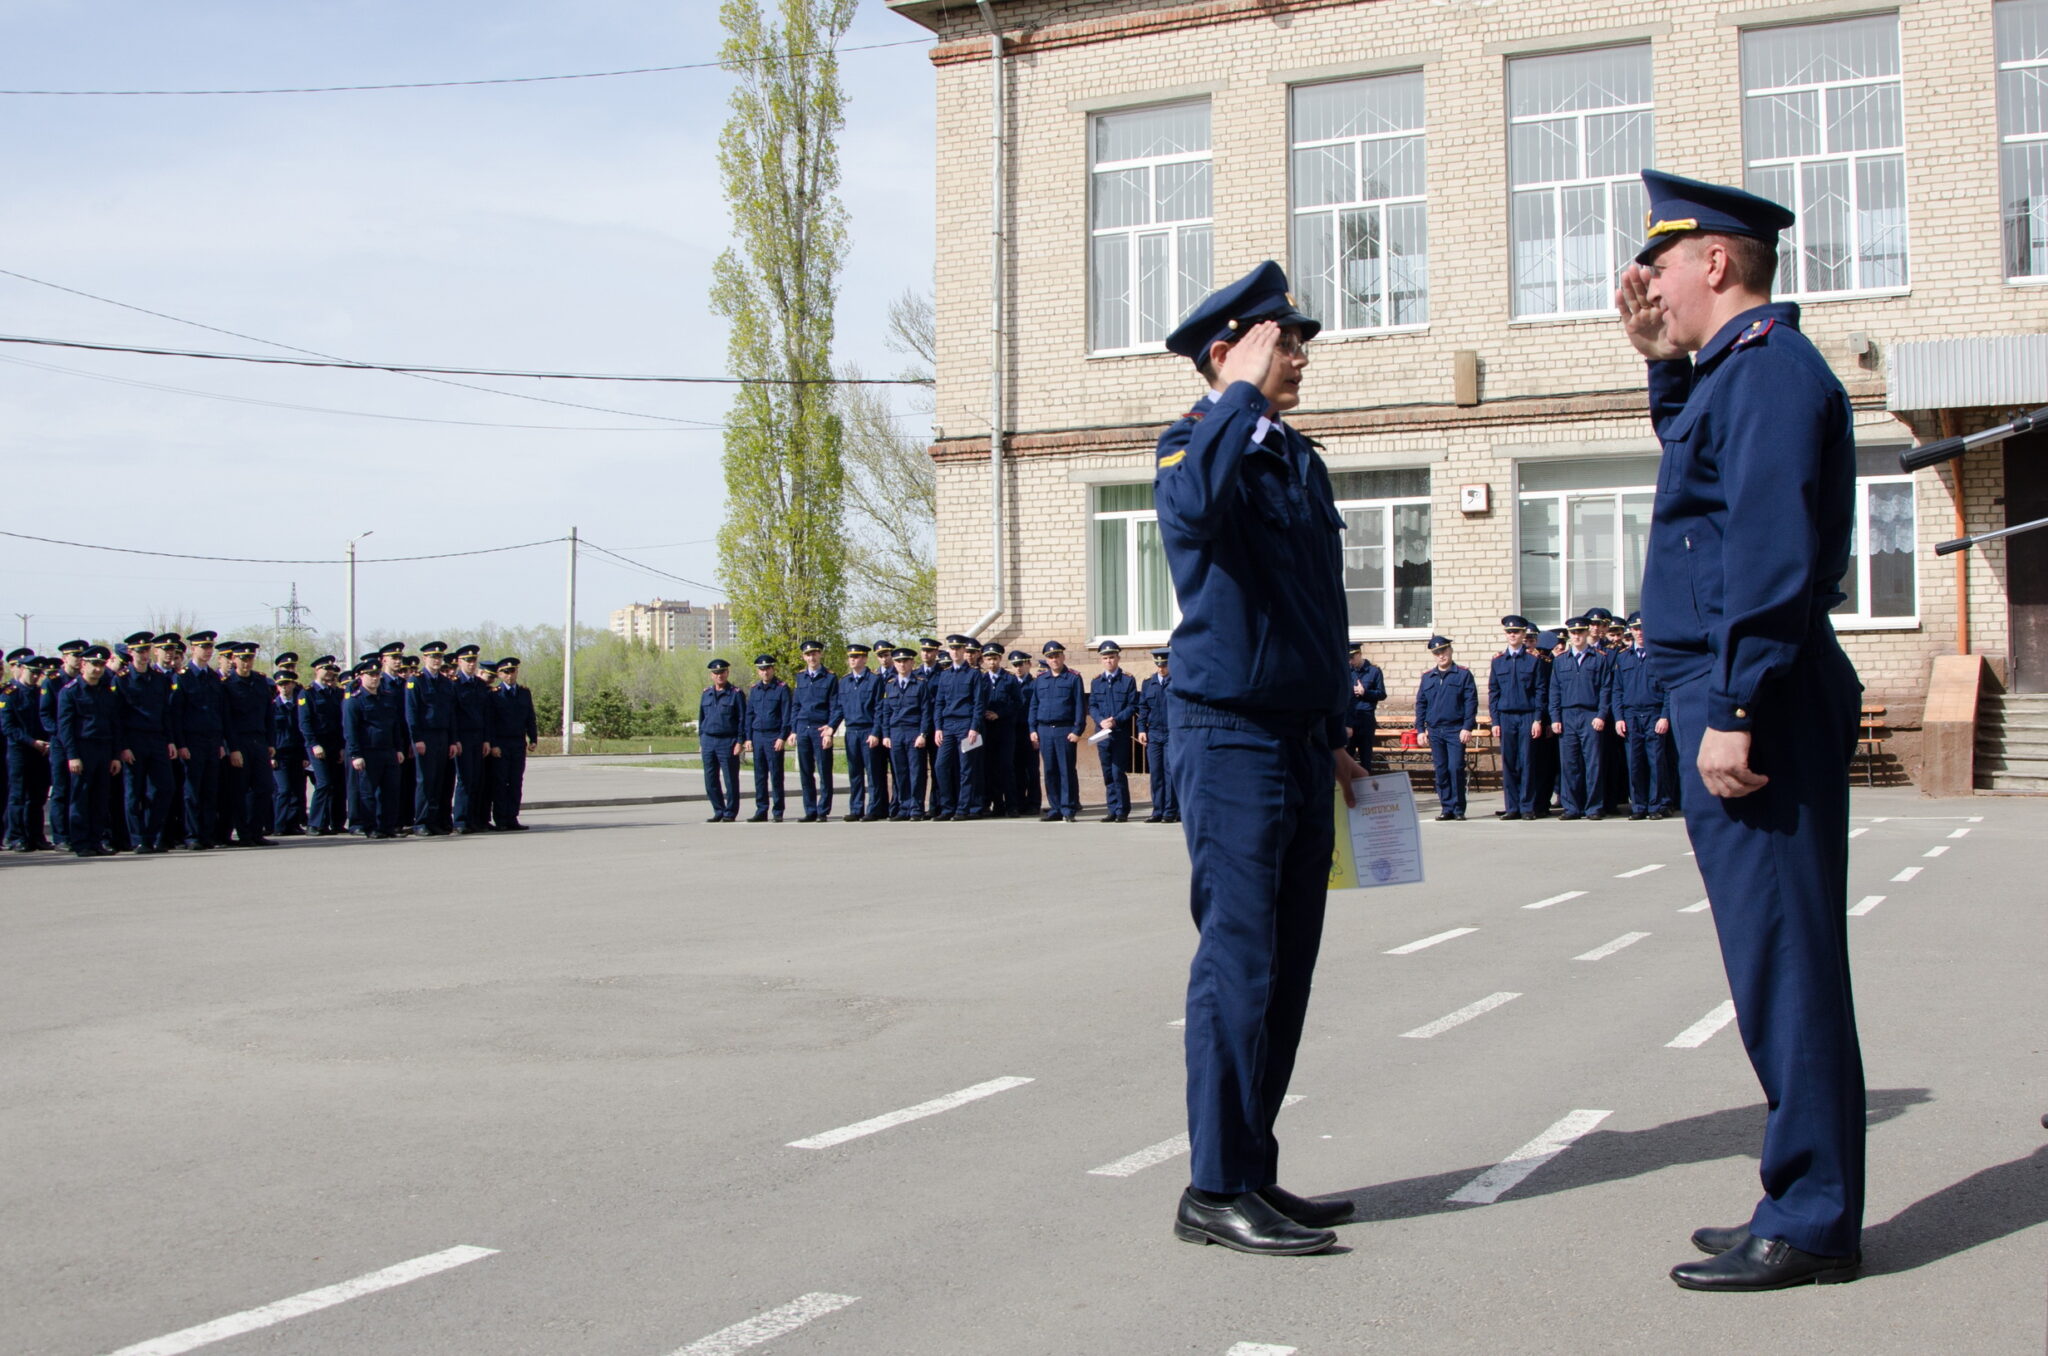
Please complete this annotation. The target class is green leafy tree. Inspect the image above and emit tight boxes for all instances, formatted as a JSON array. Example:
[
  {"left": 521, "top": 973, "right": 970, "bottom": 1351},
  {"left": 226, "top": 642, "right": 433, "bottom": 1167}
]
[
  {"left": 712, "top": 0, "right": 857, "bottom": 666},
  {"left": 840, "top": 288, "right": 937, "bottom": 638},
  {"left": 581, "top": 684, "right": 635, "bottom": 741}
]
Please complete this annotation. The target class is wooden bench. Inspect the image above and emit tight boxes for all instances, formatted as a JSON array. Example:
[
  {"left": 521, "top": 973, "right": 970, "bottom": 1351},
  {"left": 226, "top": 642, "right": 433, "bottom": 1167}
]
[{"left": 1857, "top": 704, "right": 1888, "bottom": 787}]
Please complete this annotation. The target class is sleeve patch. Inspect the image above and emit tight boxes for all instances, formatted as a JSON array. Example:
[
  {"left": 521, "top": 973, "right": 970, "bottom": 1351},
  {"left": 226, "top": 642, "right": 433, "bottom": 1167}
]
[{"left": 1157, "top": 449, "right": 1187, "bottom": 468}]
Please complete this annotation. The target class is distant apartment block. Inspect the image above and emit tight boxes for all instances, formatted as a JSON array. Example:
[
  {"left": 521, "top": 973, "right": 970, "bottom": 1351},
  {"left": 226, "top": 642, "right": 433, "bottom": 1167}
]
[{"left": 608, "top": 598, "right": 739, "bottom": 652}]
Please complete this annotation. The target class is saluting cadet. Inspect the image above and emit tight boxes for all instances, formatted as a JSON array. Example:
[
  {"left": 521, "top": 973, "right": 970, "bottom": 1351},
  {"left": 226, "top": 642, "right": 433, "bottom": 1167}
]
[
  {"left": 864, "top": 641, "right": 894, "bottom": 820},
  {"left": 977, "top": 642, "right": 1021, "bottom": 817},
  {"left": 836, "top": 644, "right": 885, "bottom": 822},
  {"left": 879, "top": 646, "right": 932, "bottom": 820},
  {"left": 698, "top": 659, "right": 745, "bottom": 823},
  {"left": 342, "top": 660, "right": 407, "bottom": 838},
  {"left": 1344, "top": 644, "right": 1387, "bottom": 774},
  {"left": 1620, "top": 170, "right": 1865, "bottom": 1290},
  {"left": 1153, "top": 262, "right": 1364, "bottom": 1255},
  {"left": 1416, "top": 636, "right": 1477, "bottom": 820},
  {"left": 1137, "top": 648, "right": 1177, "bottom": 823},
  {"left": 1488, "top": 616, "right": 1550, "bottom": 820},
  {"left": 930, "top": 635, "right": 986, "bottom": 821},
  {"left": 486, "top": 657, "right": 536, "bottom": 830},
  {"left": 115, "top": 633, "right": 177, "bottom": 852},
  {"left": 743, "top": 655, "right": 795, "bottom": 822},
  {"left": 1027, "top": 641, "right": 1084, "bottom": 823},
  {"left": 269, "top": 671, "right": 309, "bottom": 834},
  {"left": 1549, "top": 617, "right": 1613, "bottom": 821},
  {"left": 449, "top": 644, "right": 492, "bottom": 834},
  {"left": 792, "top": 640, "right": 840, "bottom": 823},
  {"left": 1088, "top": 640, "right": 1138, "bottom": 822},
  {"left": 57, "top": 646, "right": 126, "bottom": 857},
  {"left": 1007, "top": 651, "right": 1041, "bottom": 816},
  {"left": 299, "top": 656, "right": 347, "bottom": 835},
  {"left": 3, "top": 649, "right": 53, "bottom": 851},
  {"left": 1612, "top": 613, "right": 1674, "bottom": 819},
  {"left": 171, "top": 631, "right": 228, "bottom": 850},
  {"left": 406, "top": 642, "right": 458, "bottom": 836},
  {"left": 41, "top": 639, "right": 86, "bottom": 849}
]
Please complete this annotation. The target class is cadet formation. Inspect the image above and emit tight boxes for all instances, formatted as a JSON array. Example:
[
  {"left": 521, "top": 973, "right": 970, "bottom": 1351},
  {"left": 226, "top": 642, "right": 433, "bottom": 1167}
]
[{"left": 2, "top": 632, "right": 537, "bottom": 856}]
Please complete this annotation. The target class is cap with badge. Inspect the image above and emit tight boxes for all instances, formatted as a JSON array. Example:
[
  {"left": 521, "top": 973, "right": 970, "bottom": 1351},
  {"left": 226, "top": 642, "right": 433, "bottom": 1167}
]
[
  {"left": 707, "top": 658, "right": 731, "bottom": 672},
  {"left": 1634, "top": 169, "right": 1797, "bottom": 265},
  {"left": 378, "top": 641, "right": 404, "bottom": 657},
  {"left": 1501, "top": 615, "right": 1531, "bottom": 632},
  {"left": 1095, "top": 640, "right": 1122, "bottom": 655},
  {"left": 274, "top": 670, "right": 299, "bottom": 685},
  {"left": 419, "top": 641, "right": 448, "bottom": 655},
  {"left": 1584, "top": 607, "right": 1614, "bottom": 624},
  {"left": 753, "top": 653, "right": 777, "bottom": 669},
  {"left": 313, "top": 654, "right": 338, "bottom": 669},
  {"left": 80, "top": 645, "right": 110, "bottom": 662},
  {"left": 1533, "top": 630, "right": 1561, "bottom": 651},
  {"left": 1626, "top": 611, "right": 1644, "bottom": 627},
  {"left": 892, "top": 647, "right": 917, "bottom": 661},
  {"left": 980, "top": 642, "right": 1004, "bottom": 657},
  {"left": 123, "top": 630, "right": 155, "bottom": 648},
  {"left": 919, "top": 637, "right": 942, "bottom": 651},
  {"left": 1565, "top": 615, "right": 1591, "bottom": 632},
  {"left": 800, "top": 638, "right": 824, "bottom": 653},
  {"left": 453, "top": 644, "right": 480, "bottom": 659},
  {"left": 846, "top": 643, "right": 870, "bottom": 656},
  {"left": 1042, "top": 640, "right": 1066, "bottom": 656},
  {"left": 1151, "top": 648, "right": 1171, "bottom": 662},
  {"left": 188, "top": 630, "right": 218, "bottom": 645},
  {"left": 274, "top": 652, "right": 299, "bottom": 668},
  {"left": 57, "top": 639, "right": 89, "bottom": 656},
  {"left": 1165, "top": 260, "right": 1321, "bottom": 363},
  {"left": 1425, "top": 635, "right": 1454, "bottom": 652},
  {"left": 6, "top": 646, "right": 34, "bottom": 664},
  {"left": 872, "top": 640, "right": 894, "bottom": 655},
  {"left": 1007, "top": 650, "right": 1031, "bottom": 664},
  {"left": 498, "top": 656, "right": 520, "bottom": 670}
]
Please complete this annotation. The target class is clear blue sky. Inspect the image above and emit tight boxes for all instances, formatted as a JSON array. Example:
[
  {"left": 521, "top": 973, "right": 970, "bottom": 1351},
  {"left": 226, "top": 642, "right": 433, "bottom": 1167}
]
[{"left": 0, "top": 0, "right": 935, "bottom": 649}]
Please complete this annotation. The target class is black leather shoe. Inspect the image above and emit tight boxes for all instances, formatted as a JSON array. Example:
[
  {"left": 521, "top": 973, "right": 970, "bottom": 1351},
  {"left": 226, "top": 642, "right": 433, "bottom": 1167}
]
[
  {"left": 1258, "top": 1184, "right": 1355, "bottom": 1228},
  {"left": 1648, "top": 810, "right": 1669, "bottom": 820},
  {"left": 746, "top": 813, "right": 768, "bottom": 823},
  {"left": 1670, "top": 1234, "right": 1860, "bottom": 1291},
  {"left": 1174, "top": 1189, "right": 1337, "bottom": 1256},
  {"left": 705, "top": 815, "right": 725, "bottom": 823},
  {"left": 1500, "top": 811, "right": 1523, "bottom": 820},
  {"left": 1587, "top": 813, "right": 1606, "bottom": 821},
  {"left": 1692, "top": 1224, "right": 1749, "bottom": 1256},
  {"left": 1436, "top": 812, "right": 1455, "bottom": 821},
  {"left": 1560, "top": 813, "right": 1583, "bottom": 821},
  {"left": 1629, "top": 812, "right": 1648, "bottom": 821},
  {"left": 1039, "top": 812, "right": 1058, "bottom": 822}
]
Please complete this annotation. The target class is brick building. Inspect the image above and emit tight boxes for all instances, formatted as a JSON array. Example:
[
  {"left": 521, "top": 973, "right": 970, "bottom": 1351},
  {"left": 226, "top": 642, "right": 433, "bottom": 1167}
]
[
  {"left": 889, "top": 0, "right": 2048, "bottom": 770},
  {"left": 608, "top": 598, "right": 739, "bottom": 652}
]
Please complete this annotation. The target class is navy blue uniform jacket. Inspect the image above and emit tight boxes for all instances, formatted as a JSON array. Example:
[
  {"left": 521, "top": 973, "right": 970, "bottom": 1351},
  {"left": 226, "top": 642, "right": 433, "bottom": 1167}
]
[
  {"left": 1549, "top": 647, "right": 1613, "bottom": 723},
  {"left": 837, "top": 669, "right": 884, "bottom": 728},
  {"left": 793, "top": 668, "right": 841, "bottom": 729},
  {"left": 1348, "top": 661, "right": 1386, "bottom": 723},
  {"left": 745, "top": 679, "right": 794, "bottom": 737},
  {"left": 1611, "top": 646, "right": 1671, "bottom": 718},
  {"left": 118, "top": 667, "right": 175, "bottom": 747},
  {"left": 1153, "top": 382, "right": 1349, "bottom": 745},
  {"left": 1415, "top": 665, "right": 1477, "bottom": 729},
  {"left": 405, "top": 670, "right": 455, "bottom": 735},
  {"left": 58, "top": 679, "right": 125, "bottom": 752},
  {"left": 1488, "top": 648, "right": 1549, "bottom": 720},
  {"left": 698, "top": 684, "right": 745, "bottom": 741},
  {"left": 1088, "top": 670, "right": 1138, "bottom": 729},
  {"left": 879, "top": 674, "right": 932, "bottom": 740},
  {"left": 932, "top": 665, "right": 984, "bottom": 730},
  {"left": 1026, "top": 669, "right": 1085, "bottom": 735},
  {"left": 298, "top": 683, "right": 344, "bottom": 748},
  {"left": 1641, "top": 303, "right": 1854, "bottom": 731},
  {"left": 488, "top": 684, "right": 537, "bottom": 747},
  {"left": 171, "top": 666, "right": 228, "bottom": 747},
  {"left": 342, "top": 683, "right": 405, "bottom": 756},
  {"left": 1138, "top": 673, "right": 1172, "bottom": 738}
]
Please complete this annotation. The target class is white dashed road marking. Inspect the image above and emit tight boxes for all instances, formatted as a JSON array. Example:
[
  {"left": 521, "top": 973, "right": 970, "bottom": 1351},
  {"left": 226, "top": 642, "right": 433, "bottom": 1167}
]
[
  {"left": 102, "top": 1246, "right": 497, "bottom": 1356},
  {"left": 1088, "top": 1097, "right": 1304, "bottom": 1177},
  {"left": 1385, "top": 927, "right": 1479, "bottom": 955},
  {"left": 1922, "top": 845, "right": 1949, "bottom": 858},
  {"left": 1401, "top": 992, "right": 1521, "bottom": 1039},
  {"left": 1523, "top": 891, "right": 1586, "bottom": 911},
  {"left": 1848, "top": 827, "right": 1869, "bottom": 839},
  {"left": 1891, "top": 867, "right": 1922, "bottom": 882},
  {"left": 668, "top": 1293, "right": 860, "bottom": 1356},
  {"left": 1848, "top": 896, "right": 1886, "bottom": 916},
  {"left": 1679, "top": 899, "right": 1711, "bottom": 913},
  {"left": 787, "top": 1077, "right": 1033, "bottom": 1149},
  {"left": 1575, "top": 931, "right": 1650, "bottom": 961},
  {"left": 1667, "top": 1000, "right": 1738, "bottom": 1049},
  {"left": 1226, "top": 1345, "right": 1298, "bottom": 1356},
  {"left": 1948, "top": 827, "right": 1971, "bottom": 839},
  {"left": 1615, "top": 863, "right": 1664, "bottom": 879},
  {"left": 1447, "top": 1109, "right": 1613, "bottom": 1205}
]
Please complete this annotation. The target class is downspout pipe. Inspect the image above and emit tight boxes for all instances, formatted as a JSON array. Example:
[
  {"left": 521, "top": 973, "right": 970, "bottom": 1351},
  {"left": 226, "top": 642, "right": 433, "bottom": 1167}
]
[{"left": 967, "top": 0, "right": 1005, "bottom": 639}]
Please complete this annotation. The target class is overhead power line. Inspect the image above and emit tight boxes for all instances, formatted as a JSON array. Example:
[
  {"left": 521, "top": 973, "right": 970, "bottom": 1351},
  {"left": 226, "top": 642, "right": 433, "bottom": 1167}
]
[
  {"left": 0, "top": 37, "right": 933, "bottom": 96},
  {"left": 0, "top": 529, "right": 566, "bottom": 565},
  {"left": 579, "top": 539, "right": 721, "bottom": 593},
  {"left": 0, "top": 332, "right": 927, "bottom": 385}
]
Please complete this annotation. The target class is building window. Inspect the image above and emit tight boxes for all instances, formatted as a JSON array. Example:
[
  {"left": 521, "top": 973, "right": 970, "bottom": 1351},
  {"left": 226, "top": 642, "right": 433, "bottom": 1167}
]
[
  {"left": 1516, "top": 457, "right": 1659, "bottom": 626},
  {"left": 1090, "top": 102, "right": 1213, "bottom": 354},
  {"left": 1092, "top": 483, "right": 1178, "bottom": 638},
  {"left": 1742, "top": 15, "right": 1909, "bottom": 297},
  {"left": 1291, "top": 72, "right": 1429, "bottom": 333},
  {"left": 2000, "top": 0, "right": 2048, "bottom": 280},
  {"left": 1508, "top": 45, "right": 1654, "bottom": 320},
  {"left": 1329, "top": 469, "right": 1432, "bottom": 631},
  {"left": 1835, "top": 448, "right": 1918, "bottom": 626}
]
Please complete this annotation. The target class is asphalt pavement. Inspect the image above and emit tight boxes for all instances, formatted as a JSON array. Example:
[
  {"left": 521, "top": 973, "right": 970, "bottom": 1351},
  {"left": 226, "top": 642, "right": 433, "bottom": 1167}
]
[{"left": 4, "top": 785, "right": 2044, "bottom": 1355}]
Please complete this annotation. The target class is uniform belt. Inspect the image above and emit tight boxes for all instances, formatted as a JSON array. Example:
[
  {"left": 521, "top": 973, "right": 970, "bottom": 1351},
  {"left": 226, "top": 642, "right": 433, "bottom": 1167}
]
[{"left": 1167, "top": 691, "right": 1322, "bottom": 741}]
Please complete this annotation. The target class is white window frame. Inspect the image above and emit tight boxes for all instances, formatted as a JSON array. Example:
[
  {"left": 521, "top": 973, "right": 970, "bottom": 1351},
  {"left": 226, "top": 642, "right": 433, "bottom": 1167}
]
[
  {"left": 1091, "top": 489, "right": 1179, "bottom": 645},
  {"left": 1336, "top": 488, "right": 1434, "bottom": 638},
  {"left": 1515, "top": 473, "right": 1656, "bottom": 628},
  {"left": 1833, "top": 462, "right": 1920, "bottom": 630},
  {"left": 1088, "top": 102, "right": 1213, "bottom": 357},
  {"left": 2000, "top": 0, "right": 2048, "bottom": 283},
  {"left": 1741, "top": 16, "right": 1911, "bottom": 301},
  {"left": 1507, "top": 45, "right": 1655, "bottom": 322},
  {"left": 1289, "top": 72, "right": 1430, "bottom": 336}
]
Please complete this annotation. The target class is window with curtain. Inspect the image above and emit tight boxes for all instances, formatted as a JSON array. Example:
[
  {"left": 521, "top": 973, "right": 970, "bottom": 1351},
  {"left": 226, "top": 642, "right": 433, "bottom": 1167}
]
[
  {"left": 2000, "top": 0, "right": 2048, "bottom": 279},
  {"left": 1092, "top": 483, "right": 1178, "bottom": 639},
  {"left": 1508, "top": 45, "right": 1654, "bottom": 319},
  {"left": 1833, "top": 448, "right": 1918, "bottom": 625},
  {"left": 1329, "top": 469, "right": 1433, "bottom": 631},
  {"left": 1291, "top": 71, "right": 1429, "bottom": 333},
  {"left": 1090, "top": 102, "right": 1214, "bottom": 354},
  {"left": 1742, "top": 15, "right": 1909, "bottom": 296},
  {"left": 1516, "top": 458, "right": 1659, "bottom": 625}
]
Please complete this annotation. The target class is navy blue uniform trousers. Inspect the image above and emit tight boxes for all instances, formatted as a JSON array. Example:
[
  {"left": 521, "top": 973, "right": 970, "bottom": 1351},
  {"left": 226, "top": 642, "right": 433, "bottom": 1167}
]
[
  {"left": 934, "top": 727, "right": 980, "bottom": 818},
  {"left": 887, "top": 738, "right": 925, "bottom": 818},
  {"left": 413, "top": 741, "right": 451, "bottom": 831},
  {"left": 1036, "top": 727, "right": 1079, "bottom": 817},
  {"left": 795, "top": 728, "right": 834, "bottom": 817},
  {"left": 1558, "top": 711, "right": 1605, "bottom": 816},
  {"left": 490, "top": 748, "right": 527, "bottom": 827},
  {"left": 1427, "top": 724, "right": 1467, "bottom": 815},
  {"left": 841, "top": 729, "right": 875, "bottom": 819},
  {"left": 1495, "top": 712, "right": 1536, "bottom": 816},
  {"left": 306, "top": 748, "right": 344, "bottom": 832},
  {"left": 68, "top": 742, "right": 116, "bottom": 849},
  {"left": 1096, "top": 728, "right": 1131, "bottom": 816},
  {"left": 7, "top": 743, "right": 51, "bottom": 847},
  {"left": 1174, "top": 707, "right": 1334, "bottom": 1194},
  {"left": 751, "top": 739, "right": 787, "bottom": 816},
  {"left": 1147, "top": 735, "right": 1176, "bottom": 819},
  {"left": 701, "top": 739, "right": 740, "bottom": 819},
  {"left": 182, "top": 748, "right": 221, "bottom": 845},
  {"left": 1670, "top": 643, "right": 1864, "bottom": 1257},
  {"left": 125, "top": 744, "right": 177, "bottom": 848},
  {"left": 1622, "top": 709, "right": 1671, "bottom": 815}
]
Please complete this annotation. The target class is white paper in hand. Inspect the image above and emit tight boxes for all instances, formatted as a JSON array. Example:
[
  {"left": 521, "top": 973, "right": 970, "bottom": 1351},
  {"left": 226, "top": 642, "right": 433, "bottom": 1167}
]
[{"left": 1330, "top": 775, "right": 1424, "bottom": 890}]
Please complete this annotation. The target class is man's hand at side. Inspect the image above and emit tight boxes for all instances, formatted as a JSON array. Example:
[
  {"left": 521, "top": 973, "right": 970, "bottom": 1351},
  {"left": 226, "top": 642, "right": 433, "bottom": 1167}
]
[{"left": 1698, "top": 728, "right": 1768, "bottom": 798}]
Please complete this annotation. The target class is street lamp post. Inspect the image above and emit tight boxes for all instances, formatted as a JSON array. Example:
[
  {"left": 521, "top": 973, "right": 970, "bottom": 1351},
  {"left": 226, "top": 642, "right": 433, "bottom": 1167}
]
[{"left": 346, "top": 531, "right": 374, "bottom": 662}]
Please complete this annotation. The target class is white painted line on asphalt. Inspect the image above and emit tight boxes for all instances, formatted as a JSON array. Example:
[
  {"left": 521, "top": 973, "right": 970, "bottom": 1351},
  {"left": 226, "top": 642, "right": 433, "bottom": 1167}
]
[
  {"left": 1891, "top": 866, "right": 1922, "bottom": 882},
  {"left": 1447, "top": 1109, "right": 1612, "bottom": 1205},
  {"left": 1401, "top": 992, "right": 1521, "bottom": 1039},
  {"left": 1922, "top": 845, "right": 1949, "bottom": 858},
  {"left": 1524, "top": 890, "right": 1586, "bottom": 910},
  {"left": 1576, "top": 931, "right": 1650, "bottom": 961},
  {"left": 1948, "top": 827, "right": 1971, "bottom": 839},
  {"left": 787, "top": 1077, "right": 1033, "bottom": 1149},
  {"left": 1667, "top": 1000, "right": 1737, "bottom": 1049},
  {"left": 1847, "top": 827, "right": 1869, "bottom": 838},
  {"left": 1679, "top": 899, "right": 1711, "bottom": 913},
  {"left": 1386, "top": 926, "right": 1479, "bottom": 955},
  {"left": 669, "top": 1293, "right": 860, "bottom": 1356},
  {"left": 103, "top": 1246, "right": 497, "bottom": 1356},
  {"left": 1226, "top": 1345, "right": 1298, "bottom": 1356},
  {"left": 1848, "top": 896, "right": 1886, "bottom": 917},
  {"left": 1615, "top": 863, "right": 1665, "bottom": 879},
  {"left": 1088, "top": 1096, "right": 1304, "bottom": 1177},
  {"left": 1168, "top": 1019, "right": 1186, "bottom": 1027}
]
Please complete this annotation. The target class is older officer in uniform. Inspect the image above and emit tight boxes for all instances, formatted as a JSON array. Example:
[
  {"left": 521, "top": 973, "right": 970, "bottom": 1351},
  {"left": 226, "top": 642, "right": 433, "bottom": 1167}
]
[
  {"left": 1027, "top": 641, "right": 1084, "bottom": 823},
  {"left": 485, "top": 657, "right": 536, "bottom": 829},
  {"left": 1618, "top": 170, "right": 1865, "bottom": 1290},
  {"left": 1489, "top": 616, "right": 1549, "bottom": 820},
  {"left": 1415, "top": 636, "right": 1477, "bottom": 820},
  {"left": 407, "top": 642, "right": 458, "bottom": 835},
  {"left": 171, "top": 631, "right": 229, "bottom": 850},
  {"left": 449, "top": 644, "right": 491, "bottom": 834},
  {"left": 1155, "top": 261, "right": 1367, "bottom": 1255},
  {"left": 1137, "top": 647, "right": 1177, "bottom": 823},
  {"left": 698, "top": 659, "right": 745, "bottom": 822}
]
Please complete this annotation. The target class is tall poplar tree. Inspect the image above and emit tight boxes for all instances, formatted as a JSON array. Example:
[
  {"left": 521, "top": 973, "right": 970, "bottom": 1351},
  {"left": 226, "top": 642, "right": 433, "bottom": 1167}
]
[{"left": 712, "top": 0, "right": 856, "bottom": 664}]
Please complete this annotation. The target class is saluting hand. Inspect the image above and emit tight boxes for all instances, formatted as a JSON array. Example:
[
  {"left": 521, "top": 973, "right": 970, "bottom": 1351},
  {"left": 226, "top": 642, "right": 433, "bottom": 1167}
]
[
  {"left": 1615, "top": 264, "right": 1686, "bottom": 361},
  {"left": 1215, "top": 319, "right": 1282, "bottom": 392}
]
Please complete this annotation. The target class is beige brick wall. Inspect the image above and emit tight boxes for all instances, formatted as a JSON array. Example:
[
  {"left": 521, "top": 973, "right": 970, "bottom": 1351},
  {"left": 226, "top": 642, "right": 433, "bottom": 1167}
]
[{"left": 903, "top": 0, "right": 2048, "bottom": 720}]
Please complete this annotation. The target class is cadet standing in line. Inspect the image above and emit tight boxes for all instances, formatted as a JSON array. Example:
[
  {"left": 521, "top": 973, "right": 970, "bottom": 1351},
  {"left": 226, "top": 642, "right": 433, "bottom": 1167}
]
[
  {"left": 407, "top": 642, "right": 457, "bottom": 835},
  {"left": 299, "top": 656, "right": 347, "bottom": 835},
  {"left": 837, "top": 643, "right": 884, "bottom": 822},
  {"left": 863, "top": 641, "right": 894, "bottom": 821},
  {"left": 698, "top": 658, "right": 744, "bottom": 823},
  {"left": 1619, "top": 170, "right": 1866, "bottom": 1290},
  {"left": 1028, "top": 641, "right": 1084, "bottom": 823},
  {"left": 41, "top": 640, "right": 86, "bottom": 849},
  {"left": 1528, "top": 630, "right": 1562, "bottom": 815},
  {"left": 929, "top": 635, "right": 985, "bottom": 821},
  {"left": 879, "top": 646, "right": 932, "bottom": 820},
  {"left": 1488, "top": 616, "right": 1550, "bottom": 820},
  {"left": 792, "top": 640, "right": 840, "bottom": 823},
  {"left": 342, "top": 660, "right": 407, "bottom": 838},
  {"left": 1136, "top": 648, "right": 1177, "bottom": 824},
  {"left": 449, "top": 644, "right": 492, "bottom": 834},
  {"left": 1155, "top": 263, "right": 1365, "bottom": 1255},
  {"left": 3, "top": 648, "right": 53, "bottom": 851},
  {"left": 913, "top": 638, "right": 944, "bottom": 816},
  {"left": 977, "top": 642, "right": 1021, "bottom": 817},
  {"left": 1549, "top": 616, "right": 1614, "bottom": 821},
  {"left": 171, "top": 631, "right": 228, "bottom": 850},
  {"left": 221, "top": 644, "right": 278, "bottom": 846},
  {"left": 270, "top": 670, "right": 309, "bottom": 835},
  {"left": 57, "top": 645, "right": 125, "bottom": 857},
  {"left": 1613, "top": 612, "right": 1674, "bottom": 820},
  {"left": 117, "top": 633, "right": 178, "bottom": 852},
  {"left": 1343, "top": 643, "right": 1386, "bottom": 773},
  {"left": 743, "top": 655, "right": 794, "bottom": 823},
  {"left": 1007, "top": 651, "right": 1041, "bottom": 817},
  {"left": 1416, "top": 635, "right": 1477, "bottom": 821},
  {"left": 486, "top": 657, "right": 536, "bottom": 830},
  {"left": 1088, "top": 640, "right": 1137, "bottom": 822}
]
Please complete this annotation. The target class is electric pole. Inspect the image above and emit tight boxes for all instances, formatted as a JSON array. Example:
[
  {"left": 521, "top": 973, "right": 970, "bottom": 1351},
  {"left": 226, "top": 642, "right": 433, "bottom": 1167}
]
[{"left": 562, "top": 526, "right": 578, "bottom": 754}]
